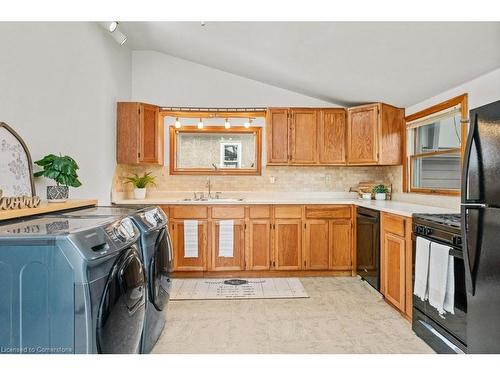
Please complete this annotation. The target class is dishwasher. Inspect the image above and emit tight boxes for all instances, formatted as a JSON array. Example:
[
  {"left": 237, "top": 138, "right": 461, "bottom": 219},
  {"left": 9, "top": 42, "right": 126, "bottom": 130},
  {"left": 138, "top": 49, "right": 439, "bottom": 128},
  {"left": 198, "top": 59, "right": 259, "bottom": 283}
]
[{"left": 356, "top": 207, "right": 380, "bottom": 291}]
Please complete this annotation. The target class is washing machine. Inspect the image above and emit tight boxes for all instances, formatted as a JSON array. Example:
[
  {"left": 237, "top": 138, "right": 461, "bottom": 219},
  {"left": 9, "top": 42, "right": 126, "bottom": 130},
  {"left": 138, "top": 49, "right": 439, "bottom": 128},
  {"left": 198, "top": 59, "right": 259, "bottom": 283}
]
[
  {"left": 46, "top": 205, "right": 172, "bottom": 353},
  {"left": 0, "top": 215, "right": 146, "bottom": 354}
]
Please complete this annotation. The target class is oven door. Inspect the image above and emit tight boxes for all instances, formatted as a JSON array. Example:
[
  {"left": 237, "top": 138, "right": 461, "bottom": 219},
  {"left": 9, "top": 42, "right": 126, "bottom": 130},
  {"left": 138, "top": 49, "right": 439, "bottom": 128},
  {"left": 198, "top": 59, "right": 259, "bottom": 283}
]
[{"left": 412, "top": 235, "right": 467, "bottom": 353}]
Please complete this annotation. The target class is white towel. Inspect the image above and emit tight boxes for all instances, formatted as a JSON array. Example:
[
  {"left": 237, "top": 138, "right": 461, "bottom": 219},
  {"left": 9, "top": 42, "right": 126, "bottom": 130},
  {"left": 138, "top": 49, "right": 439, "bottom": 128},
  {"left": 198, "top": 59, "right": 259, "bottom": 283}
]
[
  {"left": 414, "top": 237, "right": 431, "bottom": 301},
  {"left": 218, "top": 220, "right": 234, "bottom": 257},
  {"left": 443, "top": 255, "right": 455, "bottom": 314},
  {"left": 183, "top": 220, "right": 199, "bottom": 258},
  {"left": 428, "top": 242, "right": 452, "bottom": 315}
]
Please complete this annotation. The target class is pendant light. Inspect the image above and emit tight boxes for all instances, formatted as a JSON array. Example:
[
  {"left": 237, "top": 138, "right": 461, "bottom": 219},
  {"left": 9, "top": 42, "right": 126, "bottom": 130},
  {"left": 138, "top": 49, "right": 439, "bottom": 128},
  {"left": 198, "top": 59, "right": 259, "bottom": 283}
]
[
  {"left": 197, "top": 118, "right": 204, "bottom": 129},
  {"left": 174, "top": 117, "right": 181, "bottom": 128},
  {"left": 225, "top": 118, "right": 231, "bottom": 129}
]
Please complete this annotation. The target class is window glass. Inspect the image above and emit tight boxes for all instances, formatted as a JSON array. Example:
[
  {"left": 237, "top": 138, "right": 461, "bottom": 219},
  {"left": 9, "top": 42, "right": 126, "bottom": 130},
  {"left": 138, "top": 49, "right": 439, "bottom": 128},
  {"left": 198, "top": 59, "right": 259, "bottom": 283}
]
[
  {"left": 414, "top": 112, "right": 461, "bottom": 154},
  {"left": 412, "top": 151, "right": 461, "bottom": 190}
]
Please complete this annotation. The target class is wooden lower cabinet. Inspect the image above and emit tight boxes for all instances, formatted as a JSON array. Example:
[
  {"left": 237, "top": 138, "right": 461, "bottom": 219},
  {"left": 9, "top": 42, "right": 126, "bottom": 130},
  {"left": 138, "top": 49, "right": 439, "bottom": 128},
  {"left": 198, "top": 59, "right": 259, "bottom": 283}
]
[
  {"left": 382, "top": 232, "right": 406, "bottom": 311},
  {"left": 304, "top": 219, "right": 352, "bottom": 270},
  {"left": 211, "top": 219, "right": 246, "bottom": 271},
  {"left": 247, "top": 219, "right": 271, "bottom": 270},
  {"left": 171, "top": 219, "right": 208, "bottom": 271},
  {"left": 274, "top": 219, "right": 302, "bottom": 270},
  {"left": 380, "top": 212, "right": 413, "bottom": 319}
]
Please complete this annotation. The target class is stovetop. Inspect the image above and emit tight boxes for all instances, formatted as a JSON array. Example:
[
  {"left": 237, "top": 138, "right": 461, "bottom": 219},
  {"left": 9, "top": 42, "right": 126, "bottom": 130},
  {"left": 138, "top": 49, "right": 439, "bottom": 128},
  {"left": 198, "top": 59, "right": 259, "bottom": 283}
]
[{"left": 413, "top": 213, "right": 461, "bottom": 229}]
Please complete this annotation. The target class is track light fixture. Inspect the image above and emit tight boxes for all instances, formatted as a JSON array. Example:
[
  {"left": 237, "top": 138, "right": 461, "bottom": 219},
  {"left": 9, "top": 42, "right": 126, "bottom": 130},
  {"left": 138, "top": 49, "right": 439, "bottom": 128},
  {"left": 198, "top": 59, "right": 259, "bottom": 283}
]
[
  {"left": 174, "top": 118, "right": 181, "bottom": 129},
  {"left": 104, "top": 21, "right": 127, "bottom": 46}
]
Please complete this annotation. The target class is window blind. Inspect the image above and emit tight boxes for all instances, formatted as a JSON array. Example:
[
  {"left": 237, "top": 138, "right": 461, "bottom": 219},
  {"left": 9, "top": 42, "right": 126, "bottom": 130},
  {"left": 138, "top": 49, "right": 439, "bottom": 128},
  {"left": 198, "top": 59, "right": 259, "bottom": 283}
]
[{"left": 406, "top": 105, "right": 461, "bottom": 129}]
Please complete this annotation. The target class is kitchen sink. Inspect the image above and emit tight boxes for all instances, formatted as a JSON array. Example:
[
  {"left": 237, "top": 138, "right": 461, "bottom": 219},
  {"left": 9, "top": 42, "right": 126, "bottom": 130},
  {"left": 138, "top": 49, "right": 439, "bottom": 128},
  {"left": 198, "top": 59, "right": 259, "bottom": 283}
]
[{"left": 179, "top": 198, "right": 245, "bottom": 203}]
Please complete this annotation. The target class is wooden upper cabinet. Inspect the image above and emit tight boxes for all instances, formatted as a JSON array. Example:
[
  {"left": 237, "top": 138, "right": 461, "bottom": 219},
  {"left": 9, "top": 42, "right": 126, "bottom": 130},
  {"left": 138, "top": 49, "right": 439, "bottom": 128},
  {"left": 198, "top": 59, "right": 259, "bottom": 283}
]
[
  {"left": 347, "top": 104, "right": 379, "bottom": 164},
  {"left": 318, "top": 109, "right": 347, "bottom": 164},
  {"left": 290, "top": 109, "right": 317, "bottom": 164},
  {"left": 266, "top": 108, "right": 289, "bottom": 163},
  {"left": 347, "top": 103, "right": 404, "bottom": 165},
  {"left": 116, "top": 102, "right": 163, "bottom": 165}
]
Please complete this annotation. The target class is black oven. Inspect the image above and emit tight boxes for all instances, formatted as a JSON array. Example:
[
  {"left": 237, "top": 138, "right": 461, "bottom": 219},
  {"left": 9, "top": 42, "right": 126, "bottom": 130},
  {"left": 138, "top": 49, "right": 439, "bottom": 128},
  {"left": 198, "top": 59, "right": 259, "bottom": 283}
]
[{"left": 412, "top": 214, "right": 467, "bottom": 354}]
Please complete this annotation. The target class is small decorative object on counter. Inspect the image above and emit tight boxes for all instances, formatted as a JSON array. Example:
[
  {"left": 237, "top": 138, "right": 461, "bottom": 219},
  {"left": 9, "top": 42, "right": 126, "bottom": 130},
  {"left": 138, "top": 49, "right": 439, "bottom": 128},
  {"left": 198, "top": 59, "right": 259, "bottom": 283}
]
[
  {"left": 124, "top": 172, "right": 156, "bottom": 200},
  {"left": 34, "top": 154, "right": 82, "bottom": 203},
  {"left": 362, "top": 193, "right": 372, "bottom": 200},
  {"left": 0, "top": 194, "right": 41, "bottom": 210},
  {"left": 372, "top": 184, "right": 389, "bottom": 200}
]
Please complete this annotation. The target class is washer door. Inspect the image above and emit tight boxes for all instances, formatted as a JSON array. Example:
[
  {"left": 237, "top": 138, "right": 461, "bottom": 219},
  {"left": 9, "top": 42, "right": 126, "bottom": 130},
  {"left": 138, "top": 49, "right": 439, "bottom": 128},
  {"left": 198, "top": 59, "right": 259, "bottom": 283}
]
[
  {"left": 149, "top": 228, "right": 172, "bottom": 311},
  {"left": 97, "top": 246, "right": 146, "bottom": 354}
]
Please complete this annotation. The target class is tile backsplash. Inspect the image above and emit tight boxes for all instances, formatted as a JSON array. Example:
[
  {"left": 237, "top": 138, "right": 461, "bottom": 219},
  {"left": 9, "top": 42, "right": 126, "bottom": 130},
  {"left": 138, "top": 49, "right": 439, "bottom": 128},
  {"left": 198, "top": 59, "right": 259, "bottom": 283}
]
[{"left": 113, "top": 164, "right": 403, "bottom": 194}]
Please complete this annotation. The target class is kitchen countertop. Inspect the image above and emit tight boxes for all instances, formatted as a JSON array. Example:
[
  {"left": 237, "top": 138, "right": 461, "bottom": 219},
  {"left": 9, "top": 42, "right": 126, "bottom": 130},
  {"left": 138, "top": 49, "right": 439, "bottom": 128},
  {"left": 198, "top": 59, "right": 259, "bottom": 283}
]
[{"left": 112, "top": 192, "right": 458, "bottom": 218}]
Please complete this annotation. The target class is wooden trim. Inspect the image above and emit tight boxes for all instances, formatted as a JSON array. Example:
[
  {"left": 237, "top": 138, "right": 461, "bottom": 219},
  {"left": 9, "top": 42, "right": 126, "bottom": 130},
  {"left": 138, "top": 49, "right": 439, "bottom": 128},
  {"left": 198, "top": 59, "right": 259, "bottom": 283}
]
[
  {"left": 169, "top": 126, "right": 262, "bottom": 176},
  {"left": 171, "top": 270, "right": 353, "bottom": 278},
  {"left": 411, "top": 148, "right": 461, "bottom": 158},
  {"left": 404, "top": 93, "right": 468, "bottom": 194},
  {"left": 160, "top": 110, "right": 266, "bottom": 119}
]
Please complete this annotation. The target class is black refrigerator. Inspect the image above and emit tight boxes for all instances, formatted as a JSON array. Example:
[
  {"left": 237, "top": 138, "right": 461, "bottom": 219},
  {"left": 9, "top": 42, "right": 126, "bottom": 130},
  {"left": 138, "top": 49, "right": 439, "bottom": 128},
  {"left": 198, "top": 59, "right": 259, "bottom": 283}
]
[{"left": 461, "top": 99, "right": 500, "bottom": 353}]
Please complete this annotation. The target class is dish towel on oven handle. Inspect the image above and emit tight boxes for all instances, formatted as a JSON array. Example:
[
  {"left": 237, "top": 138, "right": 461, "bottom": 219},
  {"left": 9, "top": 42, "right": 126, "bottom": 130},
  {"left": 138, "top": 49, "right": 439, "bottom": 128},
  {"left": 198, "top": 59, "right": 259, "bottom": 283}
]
[
  {"left": 414, "top": 237, "right": 431, "bottom": 301},
  {"left": 428, "top": 241, "right": 455, "bottom": 315}
]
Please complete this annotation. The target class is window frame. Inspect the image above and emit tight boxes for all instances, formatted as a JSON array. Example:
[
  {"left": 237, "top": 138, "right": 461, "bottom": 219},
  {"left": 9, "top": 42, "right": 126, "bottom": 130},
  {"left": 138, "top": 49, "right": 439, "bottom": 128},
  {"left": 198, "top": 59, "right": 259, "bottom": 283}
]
[{"left": 403, "top": 94, "right": 468, "bottom": 196}]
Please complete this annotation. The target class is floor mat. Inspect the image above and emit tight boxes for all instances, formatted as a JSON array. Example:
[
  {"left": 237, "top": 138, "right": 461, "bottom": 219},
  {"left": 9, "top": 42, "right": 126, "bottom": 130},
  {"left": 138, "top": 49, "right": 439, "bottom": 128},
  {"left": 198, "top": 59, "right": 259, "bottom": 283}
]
[{"left": 170, "top": 277, "right": 309, "bottom": 300}]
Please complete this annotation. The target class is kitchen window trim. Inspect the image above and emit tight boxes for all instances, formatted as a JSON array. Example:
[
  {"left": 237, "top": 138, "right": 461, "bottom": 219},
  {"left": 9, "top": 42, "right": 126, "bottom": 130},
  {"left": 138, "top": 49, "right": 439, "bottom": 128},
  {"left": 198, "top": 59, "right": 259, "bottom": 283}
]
[{"left": 403, "top": 93, "right": 468, "bottom": 196}]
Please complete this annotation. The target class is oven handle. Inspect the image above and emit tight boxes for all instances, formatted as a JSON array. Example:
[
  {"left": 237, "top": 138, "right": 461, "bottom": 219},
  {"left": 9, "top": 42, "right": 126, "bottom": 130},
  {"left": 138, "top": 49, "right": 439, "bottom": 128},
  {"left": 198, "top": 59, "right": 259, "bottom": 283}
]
[{"left": 413, "top": 234, "right": 463, "bottom": 258}]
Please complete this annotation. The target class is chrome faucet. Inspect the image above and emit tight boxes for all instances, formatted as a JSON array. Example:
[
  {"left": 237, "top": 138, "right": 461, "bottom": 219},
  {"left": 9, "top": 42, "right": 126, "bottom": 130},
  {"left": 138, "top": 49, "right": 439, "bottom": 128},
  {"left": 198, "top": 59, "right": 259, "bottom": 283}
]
[{"left": 206, "top": 177, "right": 212, "bottom": 198}]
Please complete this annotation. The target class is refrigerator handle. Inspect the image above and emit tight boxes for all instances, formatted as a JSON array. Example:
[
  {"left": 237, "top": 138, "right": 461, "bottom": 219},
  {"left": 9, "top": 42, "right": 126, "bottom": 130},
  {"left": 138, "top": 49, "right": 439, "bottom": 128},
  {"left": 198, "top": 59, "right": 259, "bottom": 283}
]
[
  {"left": 461, "top": 207, "right": 475, "bottom": 295},
  {"left": 461, "top": 112, "right": 479, "bottom": 203}
]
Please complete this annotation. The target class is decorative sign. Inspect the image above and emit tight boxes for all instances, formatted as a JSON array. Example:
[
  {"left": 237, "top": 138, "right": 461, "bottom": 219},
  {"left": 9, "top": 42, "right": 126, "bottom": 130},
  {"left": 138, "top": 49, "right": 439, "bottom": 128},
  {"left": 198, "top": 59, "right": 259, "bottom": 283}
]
[{"left": 0, "top": 195, "right": 41, "bottom": 210}]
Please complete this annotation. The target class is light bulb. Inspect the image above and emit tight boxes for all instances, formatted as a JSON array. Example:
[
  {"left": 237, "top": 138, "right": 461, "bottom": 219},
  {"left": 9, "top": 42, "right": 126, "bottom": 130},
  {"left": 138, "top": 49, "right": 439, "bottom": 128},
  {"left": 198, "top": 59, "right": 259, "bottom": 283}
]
[
  {"left": 244, "top": 118, "right": 252, "bottom": 128},
  {"left": 108, "top": 22, "right": 118, "bottom": 32},
  {"left": 225, "top": 119, "right": 231, "bottom": 129},
  {"left": 197, "top": 119, "right": 204, "bottom": 129},
  {"left": 174, "top": 118, "right": 181, "bottom": 128}
]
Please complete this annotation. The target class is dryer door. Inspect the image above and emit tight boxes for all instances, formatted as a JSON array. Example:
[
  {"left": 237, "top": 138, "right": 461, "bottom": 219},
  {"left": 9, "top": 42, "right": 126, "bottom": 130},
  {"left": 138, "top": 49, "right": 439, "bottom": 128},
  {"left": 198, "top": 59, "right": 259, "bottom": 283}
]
[
  {"left": 97, "top": 246, "right": 146, "bottom": 353},
  {"left": 149, "top": 228, "right": 172, "bottom": 311}
]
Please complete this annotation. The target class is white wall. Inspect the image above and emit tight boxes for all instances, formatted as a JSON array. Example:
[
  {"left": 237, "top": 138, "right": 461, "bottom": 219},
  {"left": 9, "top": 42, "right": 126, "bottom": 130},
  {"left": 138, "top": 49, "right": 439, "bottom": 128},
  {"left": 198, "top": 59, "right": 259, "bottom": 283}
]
[
  {"left": 406, "top": 67, "right": 500, "bottom": 115},
  {"left": 0, "top": 23, "right": 131, "bottom": 204},
  {"left": 131, "top": 50, "right": 339, "bottom": 107}
]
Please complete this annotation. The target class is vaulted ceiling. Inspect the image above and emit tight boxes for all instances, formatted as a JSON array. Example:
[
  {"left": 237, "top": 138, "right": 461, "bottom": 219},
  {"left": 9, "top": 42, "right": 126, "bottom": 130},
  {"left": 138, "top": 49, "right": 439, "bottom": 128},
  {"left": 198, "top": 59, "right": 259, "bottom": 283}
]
[{"left": 120, "top": 22, "right": 500, "bottom": 107}]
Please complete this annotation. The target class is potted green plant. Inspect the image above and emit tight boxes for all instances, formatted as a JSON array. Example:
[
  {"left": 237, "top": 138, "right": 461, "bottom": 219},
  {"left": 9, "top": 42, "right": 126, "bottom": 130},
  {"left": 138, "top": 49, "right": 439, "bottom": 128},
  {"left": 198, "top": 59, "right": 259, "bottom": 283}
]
[
  {"left": 34, "top": 154, "right": 82, "bottom": 202},
  {"left": 372, "top": 184, "right": 389, "bottom": 201},
  {"left": 124, "top": 172, "right": 156, "bottom": 200}
]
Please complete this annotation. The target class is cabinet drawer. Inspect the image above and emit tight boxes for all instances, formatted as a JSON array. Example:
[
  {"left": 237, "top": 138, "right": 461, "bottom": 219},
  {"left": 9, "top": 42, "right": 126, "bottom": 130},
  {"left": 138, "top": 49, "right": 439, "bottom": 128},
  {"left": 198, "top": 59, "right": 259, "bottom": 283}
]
[
  {"left": 274, "top": 205, "right": 302, "bottom": 219},
  {"left": 170, "top": 206, "right": 208, "bottom": 219},
  {"left": 305, "top": 205, "right": 351, "bottom": 219},
  {"left": 382, "top": 213, "right": 406, "bottom": 237},
  {"left": 249, "top": 206, "right": 271, "bottom": 219},
  {"left": 211, "top": 206, "right": 245, "bottom": 219}
]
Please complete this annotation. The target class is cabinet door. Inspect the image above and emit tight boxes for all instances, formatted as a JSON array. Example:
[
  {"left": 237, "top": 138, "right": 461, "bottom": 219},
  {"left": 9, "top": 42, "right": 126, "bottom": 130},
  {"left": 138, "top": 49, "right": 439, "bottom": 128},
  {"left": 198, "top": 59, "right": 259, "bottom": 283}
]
[
  {"left": 330, "top": 219, "right": 352, "bottom": 270},
  {"left": 382, "top": 232, "right": 406, "bottom": 311},
  {"left": 266, "top": 108, "right": 289, "bottom": 163},
  {"left": 171, "top": 220, "right": 208, "bottom": 271},
  {"left": 304, "top": 220, "right": 330, "bottom": 270},
  {"left": 247, "top": 219, "right": 271, "bottom": 270},
  {"left": 274, "top": 219, "right": 302, "bottom": 270},
  {"left": 211, "top": 220, "right": 245, "bottom": 271},
  {"left": 318, "top": 109, "right": 346, "bottom": 164},
  {"left": 347, "top": 105, "right": 379, "bottom": 164},
  {"left": 139, "top": 103, "right": 161, "bottom": 164},
  {"left": 290, "top": 109, "right": 317, "bottom": 164}
]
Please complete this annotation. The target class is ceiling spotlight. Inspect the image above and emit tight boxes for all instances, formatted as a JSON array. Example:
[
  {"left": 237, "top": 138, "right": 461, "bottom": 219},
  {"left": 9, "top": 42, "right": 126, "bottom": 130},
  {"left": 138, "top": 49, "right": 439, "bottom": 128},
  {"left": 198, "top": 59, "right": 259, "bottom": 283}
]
[
  {"left": 108, "top": 21, "right": 118, "bottom": 33},
  {"left": 244, "top": 118, "right": 253, "bottom": 128},
  {"left": 201, "top": 21, "right": 206, "bottom": 27},
  {"left": 174, "top": 118, "right": 181, "bottom": 129},
  {"left": 225, "top": 119, "right": 231, "bottom": 129},
  {"left": 198, "top": 118, "right": 204, "bottom": 129},
  {"left": 111, "top": 29, "right": 127, "bottom": 45}
]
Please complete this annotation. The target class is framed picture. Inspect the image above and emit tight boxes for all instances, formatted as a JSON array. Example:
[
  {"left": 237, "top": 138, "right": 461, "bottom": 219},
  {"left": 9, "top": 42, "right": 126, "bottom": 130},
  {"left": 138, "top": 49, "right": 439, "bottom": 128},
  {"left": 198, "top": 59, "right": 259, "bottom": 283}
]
[
  {"left": 0, "top": 122, "right": 36, "bottom": 197},
  {"left": 220, "top": 142, "right": 242, "bottom": 168}
]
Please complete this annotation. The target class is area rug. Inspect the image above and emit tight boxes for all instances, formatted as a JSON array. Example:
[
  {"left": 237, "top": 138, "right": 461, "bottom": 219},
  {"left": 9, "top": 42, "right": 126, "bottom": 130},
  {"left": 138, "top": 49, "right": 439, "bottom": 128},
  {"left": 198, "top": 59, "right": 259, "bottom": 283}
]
[{"left": 170, "top": 278, "right": 309, "bottom": 300}]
